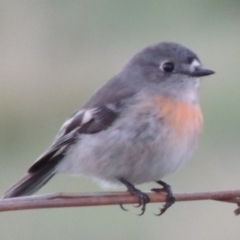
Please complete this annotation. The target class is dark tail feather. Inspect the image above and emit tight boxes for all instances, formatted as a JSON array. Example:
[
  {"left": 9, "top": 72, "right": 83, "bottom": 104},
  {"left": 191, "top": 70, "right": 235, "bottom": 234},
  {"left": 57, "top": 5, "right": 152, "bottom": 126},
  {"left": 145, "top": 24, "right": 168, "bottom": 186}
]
[{"left": 3, "top": 161, "right": 57, "bottom": 199}]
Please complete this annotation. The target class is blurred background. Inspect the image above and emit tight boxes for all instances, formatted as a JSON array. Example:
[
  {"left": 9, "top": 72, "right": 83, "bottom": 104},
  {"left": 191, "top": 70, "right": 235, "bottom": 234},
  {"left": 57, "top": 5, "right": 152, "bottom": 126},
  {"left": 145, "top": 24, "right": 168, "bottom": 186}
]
[{"left": 1, "top": 1, "right": 240, "bottom": 239}]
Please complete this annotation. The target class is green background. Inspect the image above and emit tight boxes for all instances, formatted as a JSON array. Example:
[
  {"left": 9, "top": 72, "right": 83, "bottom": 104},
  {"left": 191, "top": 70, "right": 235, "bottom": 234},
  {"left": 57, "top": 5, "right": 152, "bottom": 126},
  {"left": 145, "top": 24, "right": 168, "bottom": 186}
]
[{"left": 1, "top": 1, "right": 240, "bottom": 239}]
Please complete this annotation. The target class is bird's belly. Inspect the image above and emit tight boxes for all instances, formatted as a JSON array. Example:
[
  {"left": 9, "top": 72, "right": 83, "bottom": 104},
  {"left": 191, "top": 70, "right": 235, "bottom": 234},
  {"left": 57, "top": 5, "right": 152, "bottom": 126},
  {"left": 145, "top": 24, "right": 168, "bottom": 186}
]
[
  {"left": 59, "top": 115, "right": 202, "bottom": 187},
  {"left": 58, "top": 102, "right": 202, "bottom": 186}
]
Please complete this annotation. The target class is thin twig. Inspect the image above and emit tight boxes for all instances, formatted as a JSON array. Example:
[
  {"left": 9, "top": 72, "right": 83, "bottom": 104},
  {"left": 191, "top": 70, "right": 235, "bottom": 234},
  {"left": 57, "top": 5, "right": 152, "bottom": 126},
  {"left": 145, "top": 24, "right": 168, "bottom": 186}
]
[{"left": 1, "top": 189, "right": 240, "bottom": 214}]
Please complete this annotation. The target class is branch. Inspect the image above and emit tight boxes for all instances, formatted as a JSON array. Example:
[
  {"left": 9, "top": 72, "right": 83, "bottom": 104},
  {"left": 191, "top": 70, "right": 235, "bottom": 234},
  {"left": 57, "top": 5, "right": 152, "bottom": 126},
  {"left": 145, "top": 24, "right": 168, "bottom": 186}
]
[{"left": 1, "top": 189, "right": 240, "bottom": 214}]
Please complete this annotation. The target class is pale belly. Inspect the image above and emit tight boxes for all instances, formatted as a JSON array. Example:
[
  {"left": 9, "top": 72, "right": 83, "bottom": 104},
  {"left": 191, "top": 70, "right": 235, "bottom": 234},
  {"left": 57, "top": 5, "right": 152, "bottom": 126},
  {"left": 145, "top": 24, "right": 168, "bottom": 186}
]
[{"left": 57, "top": 99, "right": 202, "bottom": 186}]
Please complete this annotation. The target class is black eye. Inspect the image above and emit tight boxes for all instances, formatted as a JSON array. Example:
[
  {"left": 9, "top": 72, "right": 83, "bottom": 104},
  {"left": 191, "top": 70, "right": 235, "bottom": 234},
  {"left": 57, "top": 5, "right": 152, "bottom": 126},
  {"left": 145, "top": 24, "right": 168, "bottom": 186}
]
[{"left": 161, "top": 62, "right": 174, "bottom": 73}]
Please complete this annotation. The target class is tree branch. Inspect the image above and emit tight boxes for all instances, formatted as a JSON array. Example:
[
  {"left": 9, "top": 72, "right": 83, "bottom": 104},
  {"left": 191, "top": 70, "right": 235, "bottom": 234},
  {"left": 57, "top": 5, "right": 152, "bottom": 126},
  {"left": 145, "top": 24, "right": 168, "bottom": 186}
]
[{"left": 1, "top": 189, "right": 240, "bottom": 214}]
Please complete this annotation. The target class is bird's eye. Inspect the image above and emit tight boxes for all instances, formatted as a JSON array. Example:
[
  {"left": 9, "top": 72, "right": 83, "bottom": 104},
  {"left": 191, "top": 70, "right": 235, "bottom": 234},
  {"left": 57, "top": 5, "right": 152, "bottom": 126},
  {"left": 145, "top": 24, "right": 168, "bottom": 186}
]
[{"left": 161, "top": 62, "right": 175, "bottom": 73}]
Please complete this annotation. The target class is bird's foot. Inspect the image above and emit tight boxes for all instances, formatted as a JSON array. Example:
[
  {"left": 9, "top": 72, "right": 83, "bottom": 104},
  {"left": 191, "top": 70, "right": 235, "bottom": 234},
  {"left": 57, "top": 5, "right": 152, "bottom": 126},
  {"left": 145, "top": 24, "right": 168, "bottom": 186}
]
[
  {"left": 151, "top": 180, "right": 175, "bottom": 216},
  {"left": 119, "top": 178, "right": 150, "bottom": 216}
]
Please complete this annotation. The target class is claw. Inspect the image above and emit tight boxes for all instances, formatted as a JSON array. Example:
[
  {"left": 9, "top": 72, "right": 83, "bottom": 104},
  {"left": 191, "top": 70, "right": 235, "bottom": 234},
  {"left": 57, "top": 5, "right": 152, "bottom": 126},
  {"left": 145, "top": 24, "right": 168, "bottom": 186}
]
[
  {"left": 119, "top": 204, "right": 129, "bottom": 211},
  {"left": 119, "top": 178, "right": 150, "bottom": 216},
  {"left": 136, "top": 191, "right": 150, "bottom": 216},
  {"left": 152, "top": 180, "right": 175, "bottom": 216},
  {"left": 134, "top": 203, "right": 141, "bottom": 208}
]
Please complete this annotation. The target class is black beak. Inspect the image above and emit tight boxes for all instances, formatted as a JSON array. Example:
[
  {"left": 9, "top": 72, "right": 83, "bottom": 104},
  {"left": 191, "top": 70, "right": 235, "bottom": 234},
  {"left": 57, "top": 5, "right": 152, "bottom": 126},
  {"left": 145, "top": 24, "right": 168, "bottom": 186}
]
[{"left": 190, "top": 67, "right": 215, "bottom": 77}]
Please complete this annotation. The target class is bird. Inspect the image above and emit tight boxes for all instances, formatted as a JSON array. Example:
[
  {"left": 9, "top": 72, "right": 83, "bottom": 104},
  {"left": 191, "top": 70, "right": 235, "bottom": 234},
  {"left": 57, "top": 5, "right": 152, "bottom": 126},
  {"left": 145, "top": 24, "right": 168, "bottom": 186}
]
[{"left": 3, "top": 42, "right": 215, "bottom": 215}]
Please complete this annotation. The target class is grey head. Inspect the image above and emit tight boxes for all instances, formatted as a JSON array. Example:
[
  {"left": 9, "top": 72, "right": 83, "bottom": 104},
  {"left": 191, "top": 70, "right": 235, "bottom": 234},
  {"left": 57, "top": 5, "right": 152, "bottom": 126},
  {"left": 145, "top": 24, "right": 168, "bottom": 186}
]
[
  {"left": 84, "top": 42, "right": 214, "bottom": 108},
  {"left": 123, "top": 42, "right": 215, "bottom": 85}
]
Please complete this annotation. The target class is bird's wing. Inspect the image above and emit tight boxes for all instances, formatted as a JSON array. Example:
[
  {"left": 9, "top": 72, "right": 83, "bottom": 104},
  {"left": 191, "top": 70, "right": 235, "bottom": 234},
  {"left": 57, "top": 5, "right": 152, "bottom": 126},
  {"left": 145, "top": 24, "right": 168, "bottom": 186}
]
[
  {"left": 28, "top": 73, "right": 137, "bottom": 173},
  {"left": 28, "top": 97, "right": 135, "bottom": 174}
]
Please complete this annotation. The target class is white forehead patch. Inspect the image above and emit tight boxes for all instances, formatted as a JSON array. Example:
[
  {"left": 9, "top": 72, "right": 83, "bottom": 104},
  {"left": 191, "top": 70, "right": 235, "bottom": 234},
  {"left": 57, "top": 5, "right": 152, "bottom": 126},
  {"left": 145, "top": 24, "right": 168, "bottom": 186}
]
[{"left": 190, "top": 59, "right": 201, "bottom": 72}]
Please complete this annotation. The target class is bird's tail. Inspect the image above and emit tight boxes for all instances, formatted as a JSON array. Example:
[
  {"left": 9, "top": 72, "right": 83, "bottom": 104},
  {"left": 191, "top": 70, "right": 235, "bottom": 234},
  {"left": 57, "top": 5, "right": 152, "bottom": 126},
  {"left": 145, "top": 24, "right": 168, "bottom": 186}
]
[{"left": 3, "top": 161, "right": 57, "bottom": 199}]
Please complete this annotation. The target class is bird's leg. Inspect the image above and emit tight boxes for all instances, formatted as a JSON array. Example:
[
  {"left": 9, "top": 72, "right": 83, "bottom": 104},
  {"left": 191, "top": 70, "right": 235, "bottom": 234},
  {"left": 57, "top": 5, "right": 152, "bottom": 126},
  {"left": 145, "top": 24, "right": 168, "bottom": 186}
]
[
  {"left": 151, "top": 180, "right": 175, "bottom": 216},
  {"left": 119, "top": 178, "right": 150, "bottom": 216}
]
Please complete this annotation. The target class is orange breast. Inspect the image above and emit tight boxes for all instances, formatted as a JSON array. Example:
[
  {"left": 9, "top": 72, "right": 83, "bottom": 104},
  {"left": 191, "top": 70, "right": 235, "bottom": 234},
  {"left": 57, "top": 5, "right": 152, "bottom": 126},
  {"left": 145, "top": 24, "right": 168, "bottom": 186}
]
[{"left": 154, "top": 95, "right": 203, "bottom": 138}]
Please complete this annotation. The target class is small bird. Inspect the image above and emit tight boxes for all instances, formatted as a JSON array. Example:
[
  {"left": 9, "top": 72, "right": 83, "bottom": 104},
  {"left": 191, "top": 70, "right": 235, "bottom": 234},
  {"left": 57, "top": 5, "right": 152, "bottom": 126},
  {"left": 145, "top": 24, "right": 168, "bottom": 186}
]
[{"left": 3, "top": 42, "right": 214, "bottom": 215}]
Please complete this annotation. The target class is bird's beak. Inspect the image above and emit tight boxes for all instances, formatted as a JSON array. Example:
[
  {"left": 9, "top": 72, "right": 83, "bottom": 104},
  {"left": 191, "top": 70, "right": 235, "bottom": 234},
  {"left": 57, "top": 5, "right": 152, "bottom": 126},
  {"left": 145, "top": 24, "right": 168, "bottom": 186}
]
[{"left": 190, "top": 67, "right": 215, "bottom": 77}]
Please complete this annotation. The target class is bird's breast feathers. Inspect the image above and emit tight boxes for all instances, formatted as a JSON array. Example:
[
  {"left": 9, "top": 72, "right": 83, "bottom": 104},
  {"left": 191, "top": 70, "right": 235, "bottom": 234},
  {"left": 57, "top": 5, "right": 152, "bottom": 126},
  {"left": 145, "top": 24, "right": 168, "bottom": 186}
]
[{"left": 154, "top": 94, "right": 203, "bottom": 139}]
